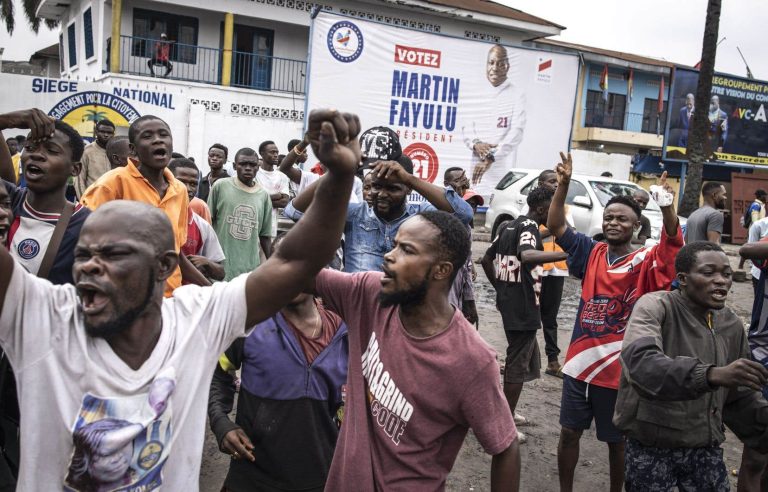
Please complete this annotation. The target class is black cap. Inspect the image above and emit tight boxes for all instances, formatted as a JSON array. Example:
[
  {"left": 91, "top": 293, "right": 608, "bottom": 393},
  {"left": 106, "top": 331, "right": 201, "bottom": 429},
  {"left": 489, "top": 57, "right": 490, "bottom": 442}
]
[
  {"left": 756, "top": 189, "right": 767, "bottom": 198},
  {"left": 359, "top": 126, "right": 402, "bottom": 171}
]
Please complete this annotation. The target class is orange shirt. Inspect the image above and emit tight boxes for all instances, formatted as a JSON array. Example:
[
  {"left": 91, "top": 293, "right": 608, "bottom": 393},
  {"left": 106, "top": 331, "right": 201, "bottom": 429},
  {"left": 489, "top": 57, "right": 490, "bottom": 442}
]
[
  {"left": 80, "top": 158, "right": 189, "bottom": 296},
  {"left": 189, "top": 197, "right": 212, "bottom": 224},
  {"left": 540, "top": 224, "right": 568, "bottom": 272}
]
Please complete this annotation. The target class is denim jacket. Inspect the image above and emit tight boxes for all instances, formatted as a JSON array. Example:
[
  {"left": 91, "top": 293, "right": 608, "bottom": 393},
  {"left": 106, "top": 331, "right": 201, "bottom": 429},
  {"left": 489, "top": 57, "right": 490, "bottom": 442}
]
[{"left": 284, "top": 187, "right": 473, "bottom": 272}]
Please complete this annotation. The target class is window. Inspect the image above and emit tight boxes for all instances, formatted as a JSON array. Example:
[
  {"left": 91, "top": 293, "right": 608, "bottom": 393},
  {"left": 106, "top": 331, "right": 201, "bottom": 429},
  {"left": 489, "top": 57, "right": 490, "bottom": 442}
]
[
  {"left": 567, "top": 181, "right": 591, "bottom": 206},
  {"left": 641, "top": 98, "right": 667, "bottom": 134},
  {"left": 520, "top": 178, "right": 538, "bottom": 196},
  {"left": 589, "top": 181, "right": 661, "bottom": 211},
  {"left": 585, "top": 90, "right": 626, "bottom": 130},
  {"left": 132, "top": 9, "right": 199, "bottom": 64},
  {"left": 59, "top": 34, "right": 65, "bottom": 72},
  {"left": 67, "top": 23, "right": 77, "bottom": 67},
  {"left": 83, "top": 8, "right": 94, "bottom": 59},
  {"left": 495, "top": 171, "right": 528, "bottom": 191}
]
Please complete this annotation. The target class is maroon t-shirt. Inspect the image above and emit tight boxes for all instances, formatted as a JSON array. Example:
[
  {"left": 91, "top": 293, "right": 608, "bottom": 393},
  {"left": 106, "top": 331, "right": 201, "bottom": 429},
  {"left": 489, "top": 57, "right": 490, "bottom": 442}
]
[{"left": 317, "top": 270, "right": 516, "bottom": 491}]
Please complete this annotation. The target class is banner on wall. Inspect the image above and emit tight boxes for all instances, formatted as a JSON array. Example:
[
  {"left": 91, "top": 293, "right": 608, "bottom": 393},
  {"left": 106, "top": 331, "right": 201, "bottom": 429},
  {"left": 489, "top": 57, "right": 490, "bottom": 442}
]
[
  {"left": 305, "top": 12, "right": 580, "bottom": 197},
  {"left": 664, "top": 67, "right": 768, "bottom": 165},
  {"left": 0, "top": 74, "right": 187, "bottom": 145}
]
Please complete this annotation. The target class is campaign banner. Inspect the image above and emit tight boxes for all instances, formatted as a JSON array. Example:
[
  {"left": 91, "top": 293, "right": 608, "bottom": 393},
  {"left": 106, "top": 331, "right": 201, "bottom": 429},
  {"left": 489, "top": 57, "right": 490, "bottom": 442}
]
[
  {"left": 664, "top": 67, "right": 768, "bottom": 165},
  {"left": 305, "top": 12, "right": 579, "bottom": 196},
  {"left": 0, "top": 73, "right": 187, "bottom": 146}
]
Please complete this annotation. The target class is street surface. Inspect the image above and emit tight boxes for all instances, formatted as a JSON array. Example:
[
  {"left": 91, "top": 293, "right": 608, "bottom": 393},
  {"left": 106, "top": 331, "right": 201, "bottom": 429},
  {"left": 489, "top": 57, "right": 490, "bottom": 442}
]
[{"left": 199, "top": 238, "right": 754, "bottom": 491}]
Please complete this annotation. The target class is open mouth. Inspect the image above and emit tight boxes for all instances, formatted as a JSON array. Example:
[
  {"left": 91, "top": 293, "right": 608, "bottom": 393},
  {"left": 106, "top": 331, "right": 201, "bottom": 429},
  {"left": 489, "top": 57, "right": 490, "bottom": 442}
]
[
  {"left": 152, "top": 148, "right": 168, "bottom": 159},
  {"left": 24, "top": 163, "right": 45, "bottom": 179},
  {"left": 711, "top": 288, "right": 728, "bottom": 301},
  {"left": 77, "top": 283, "right": 111, "bottom": 315},
  {"left": 0, "top": 223, "right": 8, "bottom": 244},
  {"left": 380, "top": 266, "right": 395, "bottom": 285}
]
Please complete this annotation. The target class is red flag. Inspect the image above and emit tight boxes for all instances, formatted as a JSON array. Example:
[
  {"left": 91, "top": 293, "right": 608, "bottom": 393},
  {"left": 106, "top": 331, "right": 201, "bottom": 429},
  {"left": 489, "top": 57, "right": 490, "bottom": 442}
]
[
  {"left": 599, "top": 64, "right": 609, "bottom": 101},
  {"left": 657, "top": 76, "right": 665, "bottom": 114}
]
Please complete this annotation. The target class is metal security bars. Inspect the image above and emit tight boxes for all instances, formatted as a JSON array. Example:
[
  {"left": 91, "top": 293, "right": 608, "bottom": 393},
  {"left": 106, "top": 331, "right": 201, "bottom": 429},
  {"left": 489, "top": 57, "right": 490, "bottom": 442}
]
[{"left": 118, "top": 35, "right": 307, "bottom": 94}]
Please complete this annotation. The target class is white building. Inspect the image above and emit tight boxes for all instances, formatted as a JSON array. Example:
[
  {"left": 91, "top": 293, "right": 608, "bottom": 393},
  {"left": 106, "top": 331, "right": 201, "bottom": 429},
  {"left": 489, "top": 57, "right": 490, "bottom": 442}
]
[{"left": 32, "top": 0, "right": 563, "bottom": 173}]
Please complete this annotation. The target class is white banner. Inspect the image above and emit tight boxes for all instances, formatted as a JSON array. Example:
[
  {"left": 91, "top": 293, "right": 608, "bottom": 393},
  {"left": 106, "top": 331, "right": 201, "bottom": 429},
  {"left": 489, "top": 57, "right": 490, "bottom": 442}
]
[{"left": 306, "top": 12, "right": 580, "bottom": 197}]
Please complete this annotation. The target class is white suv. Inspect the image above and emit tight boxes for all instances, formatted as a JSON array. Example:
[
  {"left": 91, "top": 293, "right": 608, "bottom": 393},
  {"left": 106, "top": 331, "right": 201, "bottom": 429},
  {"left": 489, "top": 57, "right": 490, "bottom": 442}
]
[{"left": 484, "top": 168, "right": 669, "bottom": 240}]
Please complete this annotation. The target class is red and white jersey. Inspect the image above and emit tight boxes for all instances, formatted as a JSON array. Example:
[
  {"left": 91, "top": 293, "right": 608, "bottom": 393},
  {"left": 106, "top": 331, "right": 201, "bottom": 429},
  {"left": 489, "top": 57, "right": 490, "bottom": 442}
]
[{"left": 556, "top": 226, "right": 683, "bottom": 389}]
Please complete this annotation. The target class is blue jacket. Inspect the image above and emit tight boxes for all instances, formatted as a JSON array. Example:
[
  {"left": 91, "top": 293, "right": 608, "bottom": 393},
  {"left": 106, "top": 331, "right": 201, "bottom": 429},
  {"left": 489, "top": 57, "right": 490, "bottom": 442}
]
[{"left": 208, "top": 312, "right": 349, "bottom": 491}]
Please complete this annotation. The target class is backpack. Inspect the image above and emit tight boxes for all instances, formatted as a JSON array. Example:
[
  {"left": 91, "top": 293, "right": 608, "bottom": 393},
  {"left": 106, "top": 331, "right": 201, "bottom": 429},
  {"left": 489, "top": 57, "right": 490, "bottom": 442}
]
[{"left": 743, "top": 202, "right": 755, "bottom": 229}]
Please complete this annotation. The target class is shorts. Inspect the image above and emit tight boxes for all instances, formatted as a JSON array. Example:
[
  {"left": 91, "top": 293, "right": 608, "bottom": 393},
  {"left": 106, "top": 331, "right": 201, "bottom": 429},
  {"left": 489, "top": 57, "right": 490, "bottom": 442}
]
[
  {"left": 624, "top": 438, "right": 729, "bottom": 492},
  {"left": 559, "top": 375, "right": 623, "bottom": 443},
  {"left": 503, "top": 330, "right": 541, "bottom": 384}
]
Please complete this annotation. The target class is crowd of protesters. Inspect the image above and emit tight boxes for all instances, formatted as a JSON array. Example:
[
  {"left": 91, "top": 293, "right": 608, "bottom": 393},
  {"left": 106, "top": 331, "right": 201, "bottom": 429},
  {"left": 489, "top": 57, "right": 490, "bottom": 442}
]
[{"left": 0, "top": 106, "right": 766, "bottom": 492}]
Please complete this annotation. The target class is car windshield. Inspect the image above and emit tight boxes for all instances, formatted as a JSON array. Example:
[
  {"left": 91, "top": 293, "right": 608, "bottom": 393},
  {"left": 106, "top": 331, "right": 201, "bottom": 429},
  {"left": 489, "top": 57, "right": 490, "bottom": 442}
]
[{"left": 589, "top": 181, "right": 661, "bottom": 211}]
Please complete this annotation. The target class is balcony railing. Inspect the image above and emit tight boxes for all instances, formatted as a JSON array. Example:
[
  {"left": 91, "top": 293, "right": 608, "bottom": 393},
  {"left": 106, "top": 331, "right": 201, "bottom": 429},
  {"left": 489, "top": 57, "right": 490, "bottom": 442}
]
[
  {"left": 117, "top": 35, "right": 307, "bottom": 94},
  {"left": 583, "top": 107, "right": 666, "bottom": 135}
]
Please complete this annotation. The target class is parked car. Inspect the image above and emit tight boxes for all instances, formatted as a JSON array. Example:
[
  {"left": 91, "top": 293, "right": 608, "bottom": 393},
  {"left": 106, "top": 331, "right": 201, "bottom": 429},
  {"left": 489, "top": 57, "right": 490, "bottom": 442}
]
[{"left": 485, "top": 169, "right": 684, "bottom": 240}]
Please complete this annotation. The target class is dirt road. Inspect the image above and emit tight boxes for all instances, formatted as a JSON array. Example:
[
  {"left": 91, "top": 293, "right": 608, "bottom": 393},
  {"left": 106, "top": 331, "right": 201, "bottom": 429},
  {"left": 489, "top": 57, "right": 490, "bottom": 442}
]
[{"left": 199, "top": 239, "right": 755, "bottom": 491}]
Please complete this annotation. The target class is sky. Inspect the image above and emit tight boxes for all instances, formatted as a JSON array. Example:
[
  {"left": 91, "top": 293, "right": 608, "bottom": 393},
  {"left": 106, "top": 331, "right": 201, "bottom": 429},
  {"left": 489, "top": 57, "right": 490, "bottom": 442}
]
[{"left": 0, "top": 0, "right": 764, "bottom": 80}]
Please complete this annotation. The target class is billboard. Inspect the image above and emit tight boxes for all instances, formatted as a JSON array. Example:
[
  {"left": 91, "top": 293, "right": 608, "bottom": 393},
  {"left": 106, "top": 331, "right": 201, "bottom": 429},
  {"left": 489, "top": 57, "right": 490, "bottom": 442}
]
[
  {"left": 664, "top": 67, "right": 768, "bottom": 165},
  {"left": 305, "top": 12, "right": 580, "bottom": 196}
]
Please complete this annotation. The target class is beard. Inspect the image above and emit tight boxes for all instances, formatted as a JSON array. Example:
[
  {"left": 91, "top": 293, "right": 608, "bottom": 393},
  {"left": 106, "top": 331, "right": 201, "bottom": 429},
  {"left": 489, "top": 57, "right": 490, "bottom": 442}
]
[
  {"left": 378, "top": 273, "right": 430, "bottom": 308},
  {"left": 84, "top": 269, "right": 156, "bottom": 338}
]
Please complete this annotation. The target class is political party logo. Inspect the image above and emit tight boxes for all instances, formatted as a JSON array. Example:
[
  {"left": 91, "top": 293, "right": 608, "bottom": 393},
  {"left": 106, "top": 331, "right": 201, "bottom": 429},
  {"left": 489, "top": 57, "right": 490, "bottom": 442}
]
[
  {"left": 537, "top": 57, "right": 553, "bottom": 84},
  {"left": 17, "top": 238, "right": 40, "bottom": 259},
  {"left": 394, "top": 45, "right": 441, "bottom": 68},
  {"left": 327, "top": 21, "right": 364, "bottom": 63},
  {"left": 48, "top": 91, "right": 141, "bottom": 142},
  {"left": 404, "top": 142, "right": 439, "bottom": 183}
]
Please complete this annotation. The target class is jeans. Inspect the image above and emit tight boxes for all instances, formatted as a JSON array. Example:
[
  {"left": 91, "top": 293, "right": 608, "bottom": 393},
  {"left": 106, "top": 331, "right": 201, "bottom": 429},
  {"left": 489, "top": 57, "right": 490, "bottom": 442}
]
[{"left": 540, "top": 275, "right": 565, "bottom": 362}]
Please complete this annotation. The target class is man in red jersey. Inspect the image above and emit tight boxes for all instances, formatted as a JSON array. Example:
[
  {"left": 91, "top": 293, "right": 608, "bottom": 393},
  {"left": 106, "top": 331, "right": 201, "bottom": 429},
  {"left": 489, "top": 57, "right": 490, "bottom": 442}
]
[{"left": 547, "top": 152, "right": 682, "bottom": 492}]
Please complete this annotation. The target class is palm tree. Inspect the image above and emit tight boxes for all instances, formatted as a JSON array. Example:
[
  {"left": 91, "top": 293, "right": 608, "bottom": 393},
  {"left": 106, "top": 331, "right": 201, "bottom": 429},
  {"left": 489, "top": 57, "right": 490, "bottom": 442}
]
[
  {"left": 678, "top": 0, "right": 722, "bottom": 216},
  {"left": 0, "top": 0, "right": 57, "bottom": 35}
]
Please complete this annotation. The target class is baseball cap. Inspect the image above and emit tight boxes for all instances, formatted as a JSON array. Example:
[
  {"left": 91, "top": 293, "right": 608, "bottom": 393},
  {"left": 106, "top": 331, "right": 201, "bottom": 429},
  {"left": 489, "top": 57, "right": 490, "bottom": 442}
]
[
  {"left": 359, "top": 126, "right": 402, "bottom": 170},
  {"left": 463, "top": 190, "right": 484, "bottom": 206}
]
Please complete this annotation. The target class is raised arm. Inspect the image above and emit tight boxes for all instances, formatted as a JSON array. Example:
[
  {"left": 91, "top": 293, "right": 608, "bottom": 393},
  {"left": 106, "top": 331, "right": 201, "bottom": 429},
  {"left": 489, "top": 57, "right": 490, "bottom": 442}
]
[
  {"left": 0, "top": 109, "right": 56, "bottom": 183},
  {"left": 546, "top": 152, "right": 571, "bottom": 239},
  {"left": 740, "top": 240, "right": 768, "bottom": 261},
  {"left": 243, "top": 110, "right": 359, "bottom": 326},
  {"left": 655, "top": 171, "right": 680, "bottom": 238},
  {"left": 278, "top": 134, "right": 309, "bottom": 185},
  {"left": 372, "top": 160, "right": 456, "bottom": 212}
]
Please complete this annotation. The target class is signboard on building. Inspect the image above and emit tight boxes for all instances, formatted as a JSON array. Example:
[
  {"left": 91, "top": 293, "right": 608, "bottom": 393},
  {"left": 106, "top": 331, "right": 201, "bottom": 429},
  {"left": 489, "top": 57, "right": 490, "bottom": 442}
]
[
  {"left": 664, "top": 67, "right": 768, "bottom": 165},
  {"left": 305, "top": 12, "right": 580, "bottom": 196}
]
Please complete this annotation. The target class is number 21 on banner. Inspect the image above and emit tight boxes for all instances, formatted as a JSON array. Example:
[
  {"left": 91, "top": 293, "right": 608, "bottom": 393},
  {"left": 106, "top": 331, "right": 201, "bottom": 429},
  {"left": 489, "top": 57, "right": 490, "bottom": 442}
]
[{"left": 497, "top": 117, "right": 508, "bottom": 128}]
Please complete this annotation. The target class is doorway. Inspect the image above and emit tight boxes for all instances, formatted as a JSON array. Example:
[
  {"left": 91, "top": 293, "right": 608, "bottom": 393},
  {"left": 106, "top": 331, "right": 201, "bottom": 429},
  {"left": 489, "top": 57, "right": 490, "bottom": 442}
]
[{"left": 231, "top": 24, "right": 273, "bottom": 90}]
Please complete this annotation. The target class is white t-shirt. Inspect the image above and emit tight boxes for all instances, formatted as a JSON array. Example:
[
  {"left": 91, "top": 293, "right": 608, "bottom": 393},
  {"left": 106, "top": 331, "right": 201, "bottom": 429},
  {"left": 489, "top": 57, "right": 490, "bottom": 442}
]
[
  {"left": 749, "top": 218, "right": 768, "bottom": 280},
  {"left": 256, "top": 168, "right": 290, "bottom": 237},
  {"left": 298, "top": 170, "right": 363, "bottom": 203},
  {"left": 0, "top": 262, "right": 250, "bottom": 491},
  {"left": 190, "top": 212, "right": 226, "bottom": 263}
]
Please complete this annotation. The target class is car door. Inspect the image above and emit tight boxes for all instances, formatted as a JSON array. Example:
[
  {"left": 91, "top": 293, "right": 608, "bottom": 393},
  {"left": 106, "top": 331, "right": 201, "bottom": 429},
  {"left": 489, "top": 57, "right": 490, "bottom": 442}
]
[{"left": 566, "top": 180, "right": 594, "bottom": 233}]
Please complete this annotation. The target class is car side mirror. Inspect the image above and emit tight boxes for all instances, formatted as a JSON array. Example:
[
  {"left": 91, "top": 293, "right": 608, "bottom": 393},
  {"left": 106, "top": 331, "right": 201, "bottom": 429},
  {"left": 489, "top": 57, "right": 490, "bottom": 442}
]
[{"left": 572, "top": 195, "right": 592, "bottom": 209}]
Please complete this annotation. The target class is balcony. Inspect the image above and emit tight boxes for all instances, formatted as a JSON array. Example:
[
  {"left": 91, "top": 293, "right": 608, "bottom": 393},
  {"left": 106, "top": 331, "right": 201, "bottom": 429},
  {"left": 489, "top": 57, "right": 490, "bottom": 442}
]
[
  {"left": 574, "top": 107, "right": 666, "bottom": 148},
  {"left": 116, "top": 35, "right": 307, "bottom": 94}
]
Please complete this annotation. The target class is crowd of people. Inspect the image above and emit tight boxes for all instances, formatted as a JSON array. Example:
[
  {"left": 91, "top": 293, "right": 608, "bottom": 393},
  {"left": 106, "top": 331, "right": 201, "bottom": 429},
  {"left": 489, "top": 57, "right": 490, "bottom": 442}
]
[{"left": 0, "top": 106, "right": 766, "bottom": 491}]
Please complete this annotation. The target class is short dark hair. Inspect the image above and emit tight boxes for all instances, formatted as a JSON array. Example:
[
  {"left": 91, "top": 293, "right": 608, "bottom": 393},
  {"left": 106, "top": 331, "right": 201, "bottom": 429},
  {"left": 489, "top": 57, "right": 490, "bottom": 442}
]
[
  {"left": 234, "top": 147, "right": 257, "bottom": 162},
  {"left": 95, "top": 118, "right": 115, "bottom": 130},
  {"left": 168, "top": 157, "right": 199, "bottom": 176},
  {"left": 287, "top": 139, "right": 301, "bottom": 151},
  {"left": 702, "top": 181, "right": 723, "bottom": 197},
  {"left": 756, "top": 189, "right": 767, "bottom": 199},
  {"left": 171, "top": 152, "right": 185, "bottom": 159},
  {"left": 601, "top": 171, "right": 613, "bottom": 177},
  {"left": 526, "top": 186, "right": 554, "bottom": 209},
  {"left": 417, "top": 211, "right": 471, "bottom": 283},
  {"left": 54, "top": 120, "right": 85, "bottom": 162},
  {"left": 258, "top": 140, "right": 276, "bottom": 154},
  {"left": 443, "top": 166, "right": 464, "bottom": 181},
  {"left": 209, "top": 143, "right": 228, "bottom": 159},
  {"left": 5, "top": 137, "right": 17, "bottom": 144},
  {"left": 14, "top": 135, "right": 26, "bottom": 144},
  {"left": 675, "top": 241, "right": 724, "bottom": 274},
  {"left": 105, "top": 136, "right": 128, "bottom": 152},
  {"left": 538, "top": 169, "right": 556, "bottom": 183},
  {"left": 128, "top": 115, "right": 168, "bottom": 144},
  {"left": 606, "top": 195, "right": 642, "bottom": 220}
]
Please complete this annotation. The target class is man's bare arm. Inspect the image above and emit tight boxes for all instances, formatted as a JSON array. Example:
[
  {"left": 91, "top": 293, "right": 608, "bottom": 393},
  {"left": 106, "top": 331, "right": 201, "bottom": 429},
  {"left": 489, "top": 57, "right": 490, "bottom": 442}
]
[
  {"left": 707, "top": 230, "right": 722, "bottom": 244},
  {"left": 278, "top": 134, "right": 309, "bottom": 185},
  {"left": 0, "top": 109, "right": 56, "bottom": 183},
  {"left": 270, "top": 193, "right": 289, "bottom": 208},
  {"left": 740, "top": 241, "right": 768, "bottom": 260},
  {"left": 490, "top": 441, "right": 520, "bottom": 492},
  {"left": 546, "top": 152, "right": 571, "bottom": 239},
  {"left": 244, "top": 110, "right": 360, "bottom": 326},
  {"left": 373, "top": 160, "right": 455, "bottom": 212}
]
